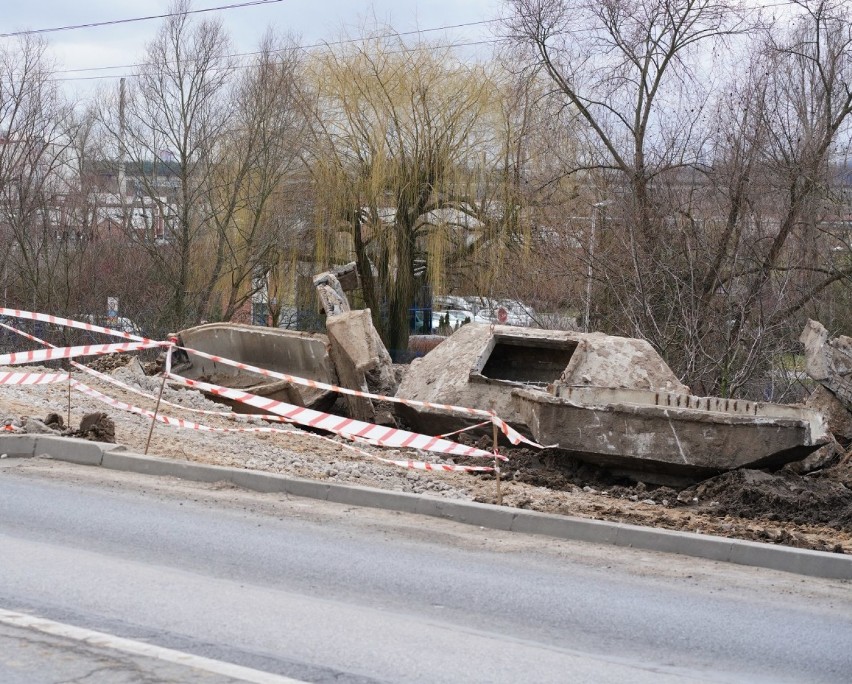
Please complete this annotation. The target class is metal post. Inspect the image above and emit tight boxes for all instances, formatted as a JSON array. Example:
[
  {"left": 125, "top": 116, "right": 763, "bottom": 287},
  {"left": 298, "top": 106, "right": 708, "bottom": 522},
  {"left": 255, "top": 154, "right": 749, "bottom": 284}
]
[
  {"left": 67, "top": 368, "right": 72, "bottom": 429},
  {"left": 144, "top": 372, "right": 167, "bottom": 455}
]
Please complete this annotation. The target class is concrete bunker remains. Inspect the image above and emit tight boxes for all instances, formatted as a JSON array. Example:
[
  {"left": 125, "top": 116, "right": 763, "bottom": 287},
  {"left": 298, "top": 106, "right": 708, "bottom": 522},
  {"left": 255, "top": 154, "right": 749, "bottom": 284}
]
[
  {"left": 395, "top": 323, "right": 829, "bottom": 484},
  {"left": 476, "top": 335, "right": 578, "bottom": 387}
]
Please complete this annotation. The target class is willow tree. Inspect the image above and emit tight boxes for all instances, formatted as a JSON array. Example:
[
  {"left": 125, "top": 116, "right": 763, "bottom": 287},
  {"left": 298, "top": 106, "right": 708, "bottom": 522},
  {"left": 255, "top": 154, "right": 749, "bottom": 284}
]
[{"left": 304, "top": 33, "right": 501, "bottom": 353}]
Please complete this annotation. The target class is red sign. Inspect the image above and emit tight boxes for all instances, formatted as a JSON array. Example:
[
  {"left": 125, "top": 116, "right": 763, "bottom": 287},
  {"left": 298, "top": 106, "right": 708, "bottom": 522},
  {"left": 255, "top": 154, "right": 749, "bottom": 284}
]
[{"left": 497, "top": 307, "right": 508, "bottom": 323}]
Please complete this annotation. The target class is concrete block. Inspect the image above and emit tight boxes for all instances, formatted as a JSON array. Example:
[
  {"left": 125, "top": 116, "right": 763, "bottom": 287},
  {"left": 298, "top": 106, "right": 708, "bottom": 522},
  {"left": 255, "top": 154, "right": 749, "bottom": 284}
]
[
  {"left": 418, "top": 498, "right": 516, "bottom": 531},
  {"left": 0, "top": 435, "right": 113, "bottom": 466},
  {"left": 227, "top": 469, "right": 289, "bottom": 494},
  {"left": 280, "top": 478, "right": 332, "bottom": 501},
  {"left": 614, "top": 524, "right": 735, "bottom": 562},
  {"left": 510, "top": 510, "right": 620, "bottom": 545},
  {"left": 0, "top": 435, "right": 37, "bottom": 458},
  {"left": 102, "top": 451, "right": 228, "bottom": 481},
  {"left": 43, "top": 436, "right": 113, "bottom": 466},
  {"left": 326, "top": 482, "right": 421, "bottom": 513},
  {"left": 727, "top": 539, "right": 852, "bottom": 580}
]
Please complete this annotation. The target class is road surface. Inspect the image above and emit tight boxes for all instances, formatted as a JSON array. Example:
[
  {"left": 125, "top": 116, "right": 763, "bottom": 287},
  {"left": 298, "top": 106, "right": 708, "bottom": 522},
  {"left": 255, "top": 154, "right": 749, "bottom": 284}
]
[{"left": 1, "top": 457, "right": 851, "bottom": 683}]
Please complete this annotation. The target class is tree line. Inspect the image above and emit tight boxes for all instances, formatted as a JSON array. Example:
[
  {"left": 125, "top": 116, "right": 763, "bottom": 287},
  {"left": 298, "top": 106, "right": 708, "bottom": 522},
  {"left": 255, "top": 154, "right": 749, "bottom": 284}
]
[{"left": 0, "top": 0, "right": 849, "bottom": 399}]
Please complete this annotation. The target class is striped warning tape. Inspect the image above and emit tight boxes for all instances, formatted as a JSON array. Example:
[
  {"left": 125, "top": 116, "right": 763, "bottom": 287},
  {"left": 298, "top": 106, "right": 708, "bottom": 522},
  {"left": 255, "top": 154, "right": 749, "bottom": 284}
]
[
  {"left": 0, "top": 371, "right": 70, "bottom": 386},
  {"left": 0, "top": 309, "right": 525, "bottom": 464},
  {"left": 0, "top": 320, "right": 497, "bottom": 471},
  {"left": 0, "top": 321, "right": 256, "bottom": 422},
  {"left": 0, "top": 312, "right": 527, "bottom": 447},
  {"left": 0, "top": 340, "right": 163, "bottom": 366},
  {"left": 174, "top": 344, "right": 543, "bottom": 448},
  {"left": 0, "top": 308, "right": 154, "bottom": 342},
  {"left": 0, "top": 321, "right": 298, "bottom": 425},
  {"left": 167, "top": 372, "right": 505, "bottom": 461},
  {"left": 68, "top": 380, "right": 494, "bottom": 473}
]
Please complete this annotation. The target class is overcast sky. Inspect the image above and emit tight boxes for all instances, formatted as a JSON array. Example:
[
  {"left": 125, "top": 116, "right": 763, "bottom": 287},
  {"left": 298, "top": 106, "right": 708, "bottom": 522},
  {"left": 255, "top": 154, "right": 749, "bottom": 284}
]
[{"left": 2, "top": 0, "right": 501, "bottom": 98}]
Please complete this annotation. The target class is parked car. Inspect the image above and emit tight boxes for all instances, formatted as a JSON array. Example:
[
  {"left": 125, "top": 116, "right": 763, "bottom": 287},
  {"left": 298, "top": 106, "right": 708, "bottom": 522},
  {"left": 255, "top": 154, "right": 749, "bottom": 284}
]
[{"left": 432, "top": 309, "right": 471, "bottom": 334}]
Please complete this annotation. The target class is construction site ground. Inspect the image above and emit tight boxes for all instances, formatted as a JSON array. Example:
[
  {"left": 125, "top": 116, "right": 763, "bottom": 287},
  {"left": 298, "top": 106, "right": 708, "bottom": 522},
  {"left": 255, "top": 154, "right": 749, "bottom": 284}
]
[{"left": 3, "top": 356, "right": 851, "bottom": 556}]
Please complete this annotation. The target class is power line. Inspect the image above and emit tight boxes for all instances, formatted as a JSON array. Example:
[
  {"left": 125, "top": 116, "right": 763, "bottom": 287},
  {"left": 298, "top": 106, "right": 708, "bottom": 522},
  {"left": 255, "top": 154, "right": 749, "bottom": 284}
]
[
  {"left": 52, "top": 19, "right": 501, "bottom": 82},
  {"left": 0, "top": 0, "right": 283, "bottom": 39},
  {"left": 29, "top": 0, "right": 827, "bottom": 85}
]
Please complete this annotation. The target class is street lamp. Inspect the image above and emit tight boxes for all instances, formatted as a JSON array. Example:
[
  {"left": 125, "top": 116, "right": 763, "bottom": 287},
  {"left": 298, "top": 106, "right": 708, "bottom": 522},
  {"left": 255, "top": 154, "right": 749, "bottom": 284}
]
[{"left": 584, "top": 200, "right": 611, "bottom": 333}]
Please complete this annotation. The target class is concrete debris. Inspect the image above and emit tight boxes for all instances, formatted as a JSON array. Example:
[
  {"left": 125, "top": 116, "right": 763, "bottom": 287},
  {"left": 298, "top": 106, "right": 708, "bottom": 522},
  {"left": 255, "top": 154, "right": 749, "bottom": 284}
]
[
  {"left": 325, "top": 309, "right": 397, "bottom": 424},
  {"left": 170, "top": 262, "right": 396, "bottom": 425},
  {"left": 396, "top": 323, "right": 829, "bottom": 485},
  {"left": 20, "top": 415, "right": 61, "bottom": 435},
  {"left": 312, "top": 262, "right": 358, "bottom": 316},
  {"left": 173, "top": 323, "right": 338, "bottom": 414},
  {"left": 801, "top": 319, "right": 852, "bottom": 416},
  {"left": 395, "top": 323, "right": 687, "bottom": 437},
  {"left": 805, "top": 385, "right": 852, "bottom": 443},
  {"left": 313, "top": 266, "right": 397, "bottom": 425},
  {"left": 43, "top": 413, "right": 66, "bottom": 431}
]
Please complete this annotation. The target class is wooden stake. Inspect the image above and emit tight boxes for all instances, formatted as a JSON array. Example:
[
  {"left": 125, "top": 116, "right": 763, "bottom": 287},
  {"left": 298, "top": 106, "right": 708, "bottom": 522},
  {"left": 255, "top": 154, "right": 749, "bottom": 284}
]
[
  {"left": 66, "top": 367, "right": 72, "bottom": 429},
  {"left": 493, "top": 420, "right": 502, "bottom": 506},
  {"left": 144, "top": 371, "right": 168, "bottom": 455}
]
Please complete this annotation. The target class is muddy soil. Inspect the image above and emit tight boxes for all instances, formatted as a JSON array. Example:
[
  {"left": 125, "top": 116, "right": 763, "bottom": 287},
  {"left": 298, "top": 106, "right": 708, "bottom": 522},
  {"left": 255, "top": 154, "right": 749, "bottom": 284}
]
[{"left": 461, "top": 445, "right": 852, "bottom": 554}]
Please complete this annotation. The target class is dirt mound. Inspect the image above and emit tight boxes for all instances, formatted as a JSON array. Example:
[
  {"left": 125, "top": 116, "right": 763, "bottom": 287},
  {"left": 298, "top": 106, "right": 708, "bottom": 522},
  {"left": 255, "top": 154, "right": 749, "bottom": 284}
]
[
  {"left": 677, "top": 468, "right": 852, "bottom": 530},
  {"left": 465, "top": 444, "right": 852, "bottom": 542},
  {"left": 75, "top": 412, "right": 116, "bottom": 443},
  {"left": 504, "top": 448, "right": 634, "bottom": 491},
  {"left": 87, "top": 353, "right": 135, "bottom": 373}
]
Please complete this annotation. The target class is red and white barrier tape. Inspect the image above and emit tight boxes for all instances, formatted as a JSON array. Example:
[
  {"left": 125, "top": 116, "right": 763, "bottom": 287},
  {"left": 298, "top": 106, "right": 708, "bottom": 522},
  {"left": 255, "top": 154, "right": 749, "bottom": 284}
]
[
  {"left": 175, "top": 344, "right": 542, "bottom": 448},
  {"left": 0, "top": 340, "right": 162, "bottom": 367},
  {"left": 68, "top": 380, "right": 493, "bottom": 473},
  {"left": 0, "top": 319, "right": 497, "bottom": 472},
  {"left": 167, "top": 372, "right": 504, "bottom": 461},
  {"left": 0, "top": 322, "right": 260, "bottom": 422},
  {"left": 0, "top": 310, "right": 525, "bottom": 466},
  {"left": 0, "top": 371, "right": 70, "bottom": 386},
  {"left": 0, "top": 308, "right": 155, "bottom": 343}
]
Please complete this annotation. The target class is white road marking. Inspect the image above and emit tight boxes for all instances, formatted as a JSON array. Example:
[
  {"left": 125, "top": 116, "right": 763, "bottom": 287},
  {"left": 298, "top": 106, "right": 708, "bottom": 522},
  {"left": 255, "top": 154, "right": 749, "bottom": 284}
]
[{"left": 0, "top": 607, "right": 307, "bottom": 684}]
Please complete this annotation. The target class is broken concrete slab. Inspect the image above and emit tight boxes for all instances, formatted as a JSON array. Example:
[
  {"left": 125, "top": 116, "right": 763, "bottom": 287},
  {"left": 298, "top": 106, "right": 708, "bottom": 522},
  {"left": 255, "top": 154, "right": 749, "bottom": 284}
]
[
  {"left": 395, "top": 322, "right": 830, "bottom": 484},
  {"left": 801, "top": 319, "right": 852, "bottom": 413},
  {"left": 313, "top": 263, "right": 359, "bottom": 317},
  {"left": 394, "top": 323, "right": 687, "bottom": 436},
  {"left": 325, "top": 308, "right": 397, "bottom": 423},
  {"left": 513, "top": 385, "right": 829, "bottom": 485},
  {"left": 806, "top": 385, "right": 852, "bottom": 442},
  {"left": 173, "top": 323, "right": 338, "bottom": 414}
]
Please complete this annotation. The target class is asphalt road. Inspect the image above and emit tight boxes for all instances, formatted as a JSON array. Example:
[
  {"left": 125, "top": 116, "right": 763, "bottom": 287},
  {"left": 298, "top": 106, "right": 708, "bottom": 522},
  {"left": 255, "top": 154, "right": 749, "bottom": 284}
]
[{"left": 1, "top": 458, "right": 851, "bottom": 683}]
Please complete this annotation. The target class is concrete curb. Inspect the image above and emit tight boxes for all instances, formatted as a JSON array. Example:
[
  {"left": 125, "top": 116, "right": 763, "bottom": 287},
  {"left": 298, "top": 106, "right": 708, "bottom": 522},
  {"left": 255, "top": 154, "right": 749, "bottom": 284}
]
[{"left": 3, "top": 435, "right": 851, "bottom": 580}]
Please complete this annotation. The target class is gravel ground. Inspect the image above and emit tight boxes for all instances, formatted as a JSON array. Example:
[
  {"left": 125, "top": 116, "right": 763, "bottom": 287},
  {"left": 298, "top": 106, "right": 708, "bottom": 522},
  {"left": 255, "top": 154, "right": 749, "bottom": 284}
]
[{"left": 2, "top": 356, "right": 851, "bottom": 555}]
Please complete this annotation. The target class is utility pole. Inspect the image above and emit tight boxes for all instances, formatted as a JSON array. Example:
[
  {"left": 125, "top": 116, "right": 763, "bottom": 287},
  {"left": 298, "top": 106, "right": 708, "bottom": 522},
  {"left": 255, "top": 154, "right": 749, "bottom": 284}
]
[
  {"left": 118, "top": 78, "right": 126, "bottom": 200},
  {"left": 584, "top": 200, "right": 610, "bottom": 333}
]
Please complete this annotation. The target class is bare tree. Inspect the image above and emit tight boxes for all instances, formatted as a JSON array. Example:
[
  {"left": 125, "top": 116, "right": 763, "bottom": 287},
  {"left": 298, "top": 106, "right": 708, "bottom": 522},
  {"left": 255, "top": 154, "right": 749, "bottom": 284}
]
[
  {"left": 197, "top": 32, "right": 308, "bottom": 322},
  {"left": 98, "top": 0, "right": 235, "bottom": 330},
  {"left": 0, "top": 33, "right": 74, "bottom": 316},
  {"left": 507, "top": 0, "right": 852, "bottom": 397}
]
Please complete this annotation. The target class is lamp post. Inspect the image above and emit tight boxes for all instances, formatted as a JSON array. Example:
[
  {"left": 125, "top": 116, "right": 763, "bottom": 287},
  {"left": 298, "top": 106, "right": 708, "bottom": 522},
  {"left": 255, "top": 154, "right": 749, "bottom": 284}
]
[{"left": 584, "top": 200, "right": 610, "bottom": 333}]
